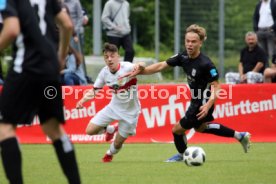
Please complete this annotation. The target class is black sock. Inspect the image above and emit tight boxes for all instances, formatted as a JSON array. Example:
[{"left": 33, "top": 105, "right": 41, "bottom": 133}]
[
  {"left": 173, "top": 133, "right": 187, "bottom": 154},
  {"left": 202, "top": 123, "right": 235, "bottom": 137},
  {"left": 53, "top": 135, "right": 81, "bottom": 184},
  {"left": 0, "top": 137, "right": 23, "bottom": 184}
]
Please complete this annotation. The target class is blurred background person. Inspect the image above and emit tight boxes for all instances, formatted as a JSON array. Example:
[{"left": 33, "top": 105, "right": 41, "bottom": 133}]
[
  {"left": 264, "top": 54, "right": 276, "bottom": 82},
  {"left": 225, "top": 32, "right": 267, "bottom": 84},
  {"left": 61, "top": 46, "right": 87, "bottom": 85},
  {"left": 253, "top": 0, "right": 276, "bottom": 64},
  {"left": 102, "top": 0, "right": 135, "bottom": 62}
]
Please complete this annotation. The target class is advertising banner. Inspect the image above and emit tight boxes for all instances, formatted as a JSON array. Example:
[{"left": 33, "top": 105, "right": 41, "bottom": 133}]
[{"left": 14, "top": 84, "right": 276, "bottom": 144}]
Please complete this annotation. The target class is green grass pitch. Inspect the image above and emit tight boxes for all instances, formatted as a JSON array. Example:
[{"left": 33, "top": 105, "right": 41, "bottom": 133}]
[{"left": 0, "top": 143, "right": 275, "bottom": 184}]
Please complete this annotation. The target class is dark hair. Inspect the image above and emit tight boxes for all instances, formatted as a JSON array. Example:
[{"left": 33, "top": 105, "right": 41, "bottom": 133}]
[{"left": 103, "top": 43, "right": 118, "bottom": 53}]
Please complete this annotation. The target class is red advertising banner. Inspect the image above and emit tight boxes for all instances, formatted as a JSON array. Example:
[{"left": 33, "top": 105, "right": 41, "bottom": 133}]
[{"left": 13, "top": 84, "right": 276, "bottom": 144}]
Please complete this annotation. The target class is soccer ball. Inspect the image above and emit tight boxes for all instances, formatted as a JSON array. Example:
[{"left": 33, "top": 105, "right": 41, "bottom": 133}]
[{"left": 183, "top": 146, "right": 206, "bottom": 166}]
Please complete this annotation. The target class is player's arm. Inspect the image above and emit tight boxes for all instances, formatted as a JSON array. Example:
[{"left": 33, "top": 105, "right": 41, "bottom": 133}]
[
  {"left": 141, "top": 61, "right": 169, "bottom": 75},
  {"left": 121, "top": 61, "right": 169, "bottom": 79},
  {"left": 76, "top": 88, "right": 102, "bottom": 109},
  {"left": 0, "top": 17, "right": 20, "bottom": 50},
  {"left": 197, "top": 80, "right": 220, "bottom": 120},
  {"left": 55, "top": 10, "right": 73, "bottom": 70}
]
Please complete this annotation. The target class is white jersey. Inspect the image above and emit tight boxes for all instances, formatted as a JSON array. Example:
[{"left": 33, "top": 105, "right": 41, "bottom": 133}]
[{"left": 93, "top": 62, "right": 140, "bottom": 116}]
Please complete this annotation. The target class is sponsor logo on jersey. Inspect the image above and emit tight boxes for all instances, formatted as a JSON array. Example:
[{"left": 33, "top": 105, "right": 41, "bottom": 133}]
[
  {"left": 0, "top": 0, "right": 7, "bottom": 10},
  {"left": 210, "top": 68, "right": 218, "bottom": 77}
]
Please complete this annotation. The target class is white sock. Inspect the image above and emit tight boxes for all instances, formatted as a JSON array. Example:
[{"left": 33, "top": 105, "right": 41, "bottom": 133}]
[
  {"left": 106, "top": 125, "right": 115, "bottom": 134},
  {"left": 234, "top": 131, "right": 242, "bottom": 140},
  {"left": 106, "top": 142, "right": 121, "bottom": 155}
]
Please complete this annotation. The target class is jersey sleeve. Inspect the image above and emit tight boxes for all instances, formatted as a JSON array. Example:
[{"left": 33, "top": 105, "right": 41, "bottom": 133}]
[
  {"left": 122, "top": 61, "right": 135, "bottom": 72},
  {"left": 93, "top": 68, "right": 105, "bottom": 89},
  {"left": 51, "top": 0, "right": 62, "bottom": 16},
  {"left": 166, "top": 53, "right": 182, "bottom": 67},
  {"left": 205, "top": 61, "right": 219, "bottom": 83}
]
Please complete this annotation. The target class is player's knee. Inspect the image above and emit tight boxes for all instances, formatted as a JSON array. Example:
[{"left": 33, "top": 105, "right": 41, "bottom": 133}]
[
  {"left": 172, "top": 123, "right": 184, "bottom": 135},
  {"left": 195, "top": 123, "right": 207, "bottom": 132},
  {"left": 85, "top": 123, "right": 98, "bottom": 135},
  {"left": 0, "top": 124, "right": 16, "bottom": 141}
]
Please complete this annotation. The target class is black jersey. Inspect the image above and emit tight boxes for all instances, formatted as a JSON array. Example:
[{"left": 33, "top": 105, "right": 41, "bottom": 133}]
[
  {"left": 1, "top": 0, "right": 61, "bottom": 79},
  {"left": 240, "top": 45, "right": 267, "bottom": 74},
  {"left": 166, "top": 51, "right": 219, "bottom": 104}
]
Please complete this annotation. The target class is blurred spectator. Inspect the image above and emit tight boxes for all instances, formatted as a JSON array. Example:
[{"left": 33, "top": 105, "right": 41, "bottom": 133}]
[
  {"left": 225, "top": 32, "right": 267, "bottom": 84},
  {"left": 61, "top": 46, "right": 87, "bottom": 86},
  {"left": 101, "top": 0, "right": 135, "bottom": 62},
  {"left": 82, "top": 8, "right": 89, "bottom": 26},
  {"left": 63, "top": 0, "right": 92, "bottom": 83},
  {"left": 64, "top": 0, "right": 83, "bottom": 52},
  {"left": 0, "top": 13, "right": 4, "bottom": 85},
  {"left": 264, "top": 54, "right": 276, "bottom": 82},
  {"left": 79, "top": 7, "right": 89, "bottom": 53},
  {"left": 253, "top": 0, "right": 276, "bottom": 62}
]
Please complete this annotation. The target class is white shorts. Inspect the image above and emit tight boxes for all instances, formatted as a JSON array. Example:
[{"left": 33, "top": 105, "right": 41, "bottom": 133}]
[{"left": 90, "top": 105, "right": 139, "bottom": 138}]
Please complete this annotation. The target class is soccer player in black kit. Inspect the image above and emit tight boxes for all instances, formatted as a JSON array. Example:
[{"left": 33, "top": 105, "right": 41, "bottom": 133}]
[
  {"left": 0, "top": 0, "right": 81, "bottom": 183},
  {"left": 122, "top": 24, "right": 251, "bottom": 162}
]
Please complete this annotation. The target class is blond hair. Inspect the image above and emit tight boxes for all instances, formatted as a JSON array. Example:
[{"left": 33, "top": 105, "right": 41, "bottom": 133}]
[{"left": 186, "top": 24, "right": 207, "bottom": 41}]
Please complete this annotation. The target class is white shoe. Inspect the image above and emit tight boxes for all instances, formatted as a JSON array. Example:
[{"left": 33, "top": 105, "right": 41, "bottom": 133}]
[{"left": 239, "top": 132, "right": 251, "bottom": 153}]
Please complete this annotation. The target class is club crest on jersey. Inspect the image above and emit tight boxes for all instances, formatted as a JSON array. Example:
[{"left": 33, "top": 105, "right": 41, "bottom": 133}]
[
  {"left": 191, "top": 68, "right": 196, "bottom": 76},
  {"left": 112, "top": 84, "right": 120, "bottom": 90}
]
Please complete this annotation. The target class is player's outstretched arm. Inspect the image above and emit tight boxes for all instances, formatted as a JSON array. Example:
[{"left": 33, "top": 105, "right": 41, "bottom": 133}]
[
  {"left": 141, "top": 61, "right": 169, "bottom": 75},
  {"left": 76, "top": 88, "right": 99, "bottom": 109},
  {"left": 0, "top": 17, "right": 20, "bottom": 50},
  {"left": 120, "top": 61, "right": 169, "bottom": 79}
]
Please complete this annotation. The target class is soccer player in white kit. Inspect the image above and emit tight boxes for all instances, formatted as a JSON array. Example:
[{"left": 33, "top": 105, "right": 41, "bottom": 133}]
[{"left": 76, "top": 43, "right": 145, "bottom": 162}]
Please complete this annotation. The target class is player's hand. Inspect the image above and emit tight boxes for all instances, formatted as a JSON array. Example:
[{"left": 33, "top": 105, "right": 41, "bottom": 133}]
[
  {"left": 196, "top": 104, "right": 209, "bottom": 120},
  {"left": 76, "top": 100, "right": 84, "bottom": 109},
  {"left": 118, "top": 64, "right": 143, "bottom": 79}
]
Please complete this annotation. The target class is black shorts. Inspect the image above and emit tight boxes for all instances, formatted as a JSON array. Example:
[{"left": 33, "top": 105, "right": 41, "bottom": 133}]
[
  {"left": 179, "top": 102, "right": 214, "bottom": 129},
  {"left": 0, "top": 72, "right": 65, "bottom": 125}
]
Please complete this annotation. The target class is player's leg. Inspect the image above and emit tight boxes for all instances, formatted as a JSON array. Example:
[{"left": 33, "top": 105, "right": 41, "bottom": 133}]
[
  {"left": 86, "top": 106, "right": 118, "bottom": 142},
  {"left": 102, "top": 114, "right": 138, "bottom": 162},
  {"left": 0, "top": 74, "right": 35, "bottom": 184},
  {"left": 197, "top": 122, "right": 251, "bottom": 153},
  {"left": 41, "top": 118, "right": 81, "bottom": 184},
  {"left": 39, "top": 81, "right": 80, "bottom": 183},
  {"left": 166, "top": 118, "right": 190, "bottom": 162},
  {"left": 105, "top": 123, "right": 119, "bottom": 141},
  {"left": 0, "top": 124, "right": 23, "bottom": 184},
  {"left": 86, "top": 121, "right": 118, "bottom": 141},
  {"left": 102, "top": 132, "right": 127, "bottom": 163},
  {"left": 85, "top": 122, "right": 106, "bottom": 135}
]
